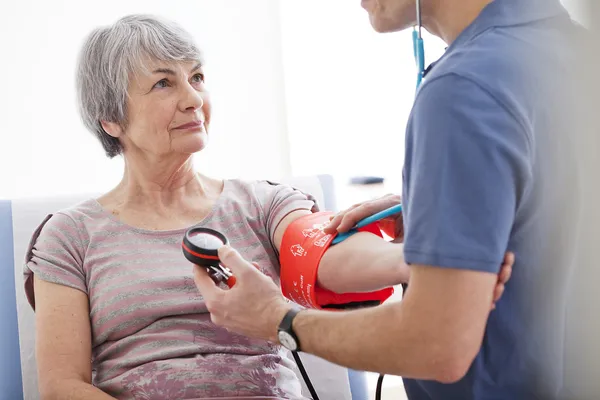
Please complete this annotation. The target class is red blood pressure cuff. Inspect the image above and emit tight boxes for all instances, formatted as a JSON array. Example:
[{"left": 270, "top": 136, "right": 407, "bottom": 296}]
[{"left": 279, "top": 212, "right": 394, "bottom": 310}]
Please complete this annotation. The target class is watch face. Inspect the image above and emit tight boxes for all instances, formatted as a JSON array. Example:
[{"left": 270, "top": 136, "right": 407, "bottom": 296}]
[{"left": 278, "top": 331, "right": 298, "bottom": 351}]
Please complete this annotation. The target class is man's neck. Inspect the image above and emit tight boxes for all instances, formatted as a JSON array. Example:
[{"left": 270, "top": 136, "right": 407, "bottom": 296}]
[{"left": 424, "top": 0, "right": 493, "bottom": 44}]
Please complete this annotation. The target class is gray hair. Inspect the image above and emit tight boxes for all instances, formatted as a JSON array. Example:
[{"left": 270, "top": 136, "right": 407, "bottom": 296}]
[{"left": 76, "top": 14, "right": 203, "bottom": 158}]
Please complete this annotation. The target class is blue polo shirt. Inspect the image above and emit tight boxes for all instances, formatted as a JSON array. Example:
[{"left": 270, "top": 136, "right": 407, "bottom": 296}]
[{"left": 402, "top": 0, "right": 581, "bottom": 399}]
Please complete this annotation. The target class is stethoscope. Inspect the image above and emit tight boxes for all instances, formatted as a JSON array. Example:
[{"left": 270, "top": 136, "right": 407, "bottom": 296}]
[{"left": 413, "top": 0, "right": 426, "bottom": 91}]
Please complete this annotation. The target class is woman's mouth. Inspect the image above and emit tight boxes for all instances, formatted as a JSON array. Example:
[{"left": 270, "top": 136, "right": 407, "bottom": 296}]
[{"left": 174, "top": 120, "right": 204, "bottom": 130}]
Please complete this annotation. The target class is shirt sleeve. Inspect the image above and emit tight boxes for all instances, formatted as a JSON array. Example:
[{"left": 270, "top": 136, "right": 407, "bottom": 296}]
[
  {"left": 254, "top": 180, "right": 319, "bottom": 247},
  {"left": 403, "top": 74, "right": 532, "bottom": 273},
  {"left": 23, "top": 212, "right": 88, "bottom": 310}
]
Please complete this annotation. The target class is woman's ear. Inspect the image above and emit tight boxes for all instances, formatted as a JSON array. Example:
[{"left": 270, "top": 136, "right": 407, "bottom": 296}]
[{"left": 100, "top": 120, "right": 123, "bottom": 138}]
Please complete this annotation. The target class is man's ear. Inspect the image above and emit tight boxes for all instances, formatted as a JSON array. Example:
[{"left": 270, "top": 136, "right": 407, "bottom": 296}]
[{"left": 100, "top": 120, "right": 123, "bottom": 138}]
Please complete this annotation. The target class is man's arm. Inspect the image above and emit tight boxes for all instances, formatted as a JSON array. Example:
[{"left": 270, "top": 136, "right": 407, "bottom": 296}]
[
  {"left": 273, "top": 209, "right": 409, "bottom": 294},
  {"left": 193, "top": 245, "right": 511, "bottom": 380},
  {"left": 292, "top": 264, "right": 496, "bottom": 383}
]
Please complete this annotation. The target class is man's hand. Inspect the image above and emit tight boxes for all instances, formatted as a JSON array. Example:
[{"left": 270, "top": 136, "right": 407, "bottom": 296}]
[
  {"left": 192, "top": 246, "right": 291, "bottom": 342},
  {"left": 492, "top": 251, "right": 514, "bottom": 310},
  {"left": 325, "top": 194, "right": 403, "bottom": 242}
]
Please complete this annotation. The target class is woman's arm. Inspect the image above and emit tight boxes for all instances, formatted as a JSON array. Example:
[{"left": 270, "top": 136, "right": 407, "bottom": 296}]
[
  {"left": 34, "top": 275, "right": 115, "bottom": 400},
  {"left": 273, "top": 210, "right": 408, "bottom": 294}
]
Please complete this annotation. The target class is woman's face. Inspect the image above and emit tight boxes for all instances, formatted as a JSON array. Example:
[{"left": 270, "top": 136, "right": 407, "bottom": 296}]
[{"left": 118, "top": 59, "right": 211, "bottom": 158}]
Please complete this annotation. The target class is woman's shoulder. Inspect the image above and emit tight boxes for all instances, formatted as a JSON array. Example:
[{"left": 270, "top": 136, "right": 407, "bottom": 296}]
[
  {"left": 224, "top": 178, "right": 296, "bottom": 196},
  {"left": 221, "top": 178, "right": 318, "bottom": 214},
  {"left": 50, "top": 198, "right": 109, "bottom": 226},
  {"left": 32, "top": 198, "right": 113, "bottom": 244},
  {"left": 221, "top": 179, "right": 294, "bottom": 206}
]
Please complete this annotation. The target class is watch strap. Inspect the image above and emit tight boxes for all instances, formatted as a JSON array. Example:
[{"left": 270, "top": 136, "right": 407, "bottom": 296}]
[{"left": 278, "top": 307, "right": 302, "bottom": 349}]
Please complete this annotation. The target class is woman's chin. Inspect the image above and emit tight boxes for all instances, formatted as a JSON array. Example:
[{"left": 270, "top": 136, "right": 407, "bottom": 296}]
[{"left": 173, "top": 132, "right": 209, "bottom": 154}]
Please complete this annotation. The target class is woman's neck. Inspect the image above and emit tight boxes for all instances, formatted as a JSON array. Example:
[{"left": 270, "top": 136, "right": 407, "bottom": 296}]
[{"left": 111, "top": 155, "right": 212, "bottom": 211}]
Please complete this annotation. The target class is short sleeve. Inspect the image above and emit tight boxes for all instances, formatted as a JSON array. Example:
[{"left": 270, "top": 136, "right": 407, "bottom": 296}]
[
  {"left": 23, "top": 212, "right": 88, "bottom": 310},
  {"left": 403, "top": 74, "right": 532, "bottom": 273},
  {"left": 255, "top": 181, "right": 319, "bottom": 246}
]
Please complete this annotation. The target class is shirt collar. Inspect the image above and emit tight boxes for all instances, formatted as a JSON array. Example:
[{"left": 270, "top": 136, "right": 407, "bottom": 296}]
[
  {"left": 450, "top": 0, "right": 569, "bottom": 49},
  {"left": 423, "top": 0, "right": 570, "bottom": 78}
]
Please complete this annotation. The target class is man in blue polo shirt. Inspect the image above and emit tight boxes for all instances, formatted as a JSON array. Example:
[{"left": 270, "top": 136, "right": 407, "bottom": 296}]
[
  {"left": 395, "top": 0, "right": 580, "bottom": 397},
  {"left": 194, "top": 0, "right": 582, "bottom": 398}
]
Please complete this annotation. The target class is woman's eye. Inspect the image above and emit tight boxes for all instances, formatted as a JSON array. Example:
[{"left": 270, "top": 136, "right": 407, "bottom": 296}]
[
  {"left": 153, "top": 79, "right": 169, "bottom": 89},
  {"left": 191, "top": 73, "right": 205, "bottom": 83}
]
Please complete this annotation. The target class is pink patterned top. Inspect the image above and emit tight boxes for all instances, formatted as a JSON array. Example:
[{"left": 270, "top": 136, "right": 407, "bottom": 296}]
[{"left": 24, "top": 179, "right": 317, "bottom": 399}]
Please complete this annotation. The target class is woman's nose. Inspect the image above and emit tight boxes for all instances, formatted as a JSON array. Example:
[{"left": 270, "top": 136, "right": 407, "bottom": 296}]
[{"left": 180, "top": 85, "right": 204, "bottom": 111}]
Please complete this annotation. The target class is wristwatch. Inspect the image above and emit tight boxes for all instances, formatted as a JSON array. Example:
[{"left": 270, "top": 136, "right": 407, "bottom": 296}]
[{"left": 277, "top": 306, "right": 302, "bottom": 351}]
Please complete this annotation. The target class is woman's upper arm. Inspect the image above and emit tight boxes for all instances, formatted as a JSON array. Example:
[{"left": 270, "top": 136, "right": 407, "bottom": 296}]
[
  {"left": 255, "top": 181, "right": 317, "bottom": 251},
  {"left": 34, "top": 274, "right": 92, "bottom": 392},
  {"left": 272, "top": 209, "right": 312, "bottom": 252}
]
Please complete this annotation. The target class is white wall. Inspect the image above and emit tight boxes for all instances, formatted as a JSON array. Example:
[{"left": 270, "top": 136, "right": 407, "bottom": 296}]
[
  {"left": 280, "top": 0, "right": 583, "bottom": 190},
  {"left": 279, "top": 0, "right": 446, "bottom": 191},
  {"left": 0, "top": 0, "right": 291, "bottom": 199},
  {"left": 1, "top": 0, "right": 580, "bottom": 200}
]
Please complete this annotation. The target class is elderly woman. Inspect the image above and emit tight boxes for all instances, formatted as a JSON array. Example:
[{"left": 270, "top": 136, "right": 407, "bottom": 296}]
[{"left": 24, "top": 14, "right": 511, "bottom": 400}]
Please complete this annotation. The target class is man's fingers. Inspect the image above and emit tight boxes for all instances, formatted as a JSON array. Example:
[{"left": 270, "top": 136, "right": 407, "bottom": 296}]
[
  {"left": 490, "top": 252, "right": 515, "bottom": 311},
  {"left": 218, "top": 245, "right": 257, "bottom": 275},
  {"left": 499, "top": 252, "right": 514, "bottom": 284},
  {"left": 324, "top": 214, "right": 344, "bottom": 234},
  {"left": 193, "top": 265, "right": 223, "bottom": 300},
  {"left": 336, "top": 212, "right": 362, "bottom": 232},
  {"left": 499, "top": 264, "right": 512, "bottom": 285},
  {"left": 493, "top": 282, "right": 505, "bottom": 304},
  {"left": 504, "top": 251, "right": 515, "bottom": 267},
  {"left": 335, "top": 195, "right": 402, "bottom": 233},
  {"left": 341, "top": 202, "right": 383, "bottom": 230},
  {"left": 324, "top": 204, "right": 360, "bottom": 234},
  {"left": 339, "top": 204, "right": 394, "bottom": 232},
  {"left": 325, "top": 195, "right": 402, "bottom": 234}
]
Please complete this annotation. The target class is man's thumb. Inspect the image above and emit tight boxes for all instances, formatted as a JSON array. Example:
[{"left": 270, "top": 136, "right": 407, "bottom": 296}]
[{"left": 218, "top": 245, "right": 250, "bottom": 273}]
